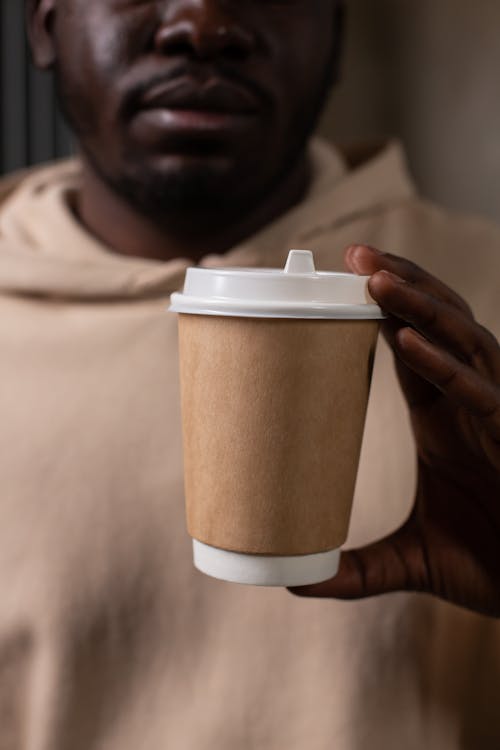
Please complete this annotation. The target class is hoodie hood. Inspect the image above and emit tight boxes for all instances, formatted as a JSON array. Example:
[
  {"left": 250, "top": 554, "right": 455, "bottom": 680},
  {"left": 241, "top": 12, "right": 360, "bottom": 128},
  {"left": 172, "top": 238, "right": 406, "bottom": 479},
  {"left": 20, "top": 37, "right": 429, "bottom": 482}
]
[{"left": 0, "top": 140, "right": 415, "bottom": 301}]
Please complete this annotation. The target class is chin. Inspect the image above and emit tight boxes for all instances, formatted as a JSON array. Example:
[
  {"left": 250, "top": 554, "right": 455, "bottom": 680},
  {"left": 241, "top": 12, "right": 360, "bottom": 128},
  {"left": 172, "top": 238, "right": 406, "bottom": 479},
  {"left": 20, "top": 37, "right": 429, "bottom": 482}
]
[{"left": 116, "top": 155, "right": 252, "bottom": 215}]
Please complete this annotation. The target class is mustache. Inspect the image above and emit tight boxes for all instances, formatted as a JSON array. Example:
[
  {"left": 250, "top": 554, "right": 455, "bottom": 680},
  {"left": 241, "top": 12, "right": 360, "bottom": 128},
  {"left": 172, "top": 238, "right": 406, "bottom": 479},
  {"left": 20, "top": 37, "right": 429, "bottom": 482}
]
[{"left": 121, "top": 62, "right": 272, "bottom": 118}]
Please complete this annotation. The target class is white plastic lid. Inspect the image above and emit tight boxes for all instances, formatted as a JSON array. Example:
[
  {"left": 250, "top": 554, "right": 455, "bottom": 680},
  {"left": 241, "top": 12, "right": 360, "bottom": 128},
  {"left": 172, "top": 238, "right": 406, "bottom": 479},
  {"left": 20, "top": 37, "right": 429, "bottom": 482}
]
[{"left": 170, "top": 250, "right": 384, "bottom": 320}]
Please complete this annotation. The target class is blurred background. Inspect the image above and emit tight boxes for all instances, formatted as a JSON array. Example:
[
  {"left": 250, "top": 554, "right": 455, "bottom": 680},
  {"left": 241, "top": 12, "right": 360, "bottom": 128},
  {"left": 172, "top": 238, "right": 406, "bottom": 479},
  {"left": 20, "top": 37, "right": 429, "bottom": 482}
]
[{"left": 1, "top": 0, "right": 499, "bottom": 224}]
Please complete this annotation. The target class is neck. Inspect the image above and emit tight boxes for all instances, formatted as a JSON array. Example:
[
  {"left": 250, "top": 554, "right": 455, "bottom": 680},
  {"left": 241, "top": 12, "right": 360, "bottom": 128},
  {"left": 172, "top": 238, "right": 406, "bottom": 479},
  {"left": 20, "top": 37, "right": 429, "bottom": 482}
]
[{"left": 76, "top": 156, "right": 311, "bottom": 263}]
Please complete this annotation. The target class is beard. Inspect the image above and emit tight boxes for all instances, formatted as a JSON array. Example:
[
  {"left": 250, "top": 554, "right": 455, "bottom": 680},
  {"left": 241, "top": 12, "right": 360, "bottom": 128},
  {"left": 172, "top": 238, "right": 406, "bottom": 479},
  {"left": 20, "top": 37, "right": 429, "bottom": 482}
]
[
  {"left": 78, "top": 138, "right": 272, "bottom": 222},
  {"left": 55, "top": 59, "right": 336, "bottom": 226},
  {"left": 82, "top": 149, "right": 243, "bottom": 219}
]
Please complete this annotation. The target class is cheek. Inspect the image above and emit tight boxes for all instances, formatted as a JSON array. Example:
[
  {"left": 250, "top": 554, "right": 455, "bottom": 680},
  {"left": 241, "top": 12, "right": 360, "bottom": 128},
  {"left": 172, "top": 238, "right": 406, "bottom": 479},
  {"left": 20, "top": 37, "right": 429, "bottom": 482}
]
[
  {"left": 54, "top": 11, "right": 141, "bottom": 141},
  {"left": 262, "top": 15, "right": 333, "bottom": 112},
  {"left": 274, "top": 46, "right": 332, "bottom": 132},
  {"left": 87, "top": 19, "right": 126, "bottom": 84},
  {"left": 55, "top": 7, "right": 142, "bottom": 107},
  {"left": 83, "top": 6, "right": 157, "bottom": 83},
  {"left": 75, "top": 13, "right": 128, "bottom": 94}
]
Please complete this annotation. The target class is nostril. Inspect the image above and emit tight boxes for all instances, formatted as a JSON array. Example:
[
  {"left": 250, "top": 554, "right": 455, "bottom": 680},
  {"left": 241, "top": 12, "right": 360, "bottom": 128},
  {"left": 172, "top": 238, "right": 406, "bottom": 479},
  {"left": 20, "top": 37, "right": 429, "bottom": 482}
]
[
  {"left": 154, "top": 21, "right": 194, "bottom": 57},
  {"left": 164, "top": 40, "right": 194, "bottom": 58},
  {"left": 223, "top": 43, "right": 250, "bottom": 62},
  {"left": 154, "top": 17, "right": 255, "bottom": 61}
]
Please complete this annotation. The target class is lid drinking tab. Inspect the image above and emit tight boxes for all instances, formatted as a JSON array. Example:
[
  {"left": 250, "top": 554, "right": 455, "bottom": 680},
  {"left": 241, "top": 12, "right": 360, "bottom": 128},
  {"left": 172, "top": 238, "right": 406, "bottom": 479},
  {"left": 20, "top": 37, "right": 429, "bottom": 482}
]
[
  {"left": 169, "top": 249, "right": 385, "bottom": 320},
  {"left": 284, "top": 250, "right": 316, "bottom": 275}
]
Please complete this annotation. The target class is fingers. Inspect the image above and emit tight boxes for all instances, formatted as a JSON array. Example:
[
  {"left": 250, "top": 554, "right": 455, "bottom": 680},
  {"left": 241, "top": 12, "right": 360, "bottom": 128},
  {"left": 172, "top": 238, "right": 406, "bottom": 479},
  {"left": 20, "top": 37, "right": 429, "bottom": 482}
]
[
  {"left": 396, "top": 328, "right": 500, "bottom": 442},
  {"left": 345, "top": 244, "right": 473, "bottom": 317},
  {"left": 288, "top": 523, "right": 428, "bottom": 600},
  {"left": 344, "top": 245, "right": 500, "bottom": 420},
  {"left": 369, "top": 270, "right": 499, "bottom": 379}
]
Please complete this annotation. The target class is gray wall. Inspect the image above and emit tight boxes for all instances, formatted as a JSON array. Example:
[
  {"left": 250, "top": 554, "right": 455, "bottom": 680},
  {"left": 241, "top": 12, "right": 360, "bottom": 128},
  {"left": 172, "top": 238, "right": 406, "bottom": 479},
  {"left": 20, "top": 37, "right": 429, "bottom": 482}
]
[
  {"left": 320, "top": 0, "right": 500, "bottom": 224},
  {"left": 0, "top": 1, "right": 72, "bottom": 174}
]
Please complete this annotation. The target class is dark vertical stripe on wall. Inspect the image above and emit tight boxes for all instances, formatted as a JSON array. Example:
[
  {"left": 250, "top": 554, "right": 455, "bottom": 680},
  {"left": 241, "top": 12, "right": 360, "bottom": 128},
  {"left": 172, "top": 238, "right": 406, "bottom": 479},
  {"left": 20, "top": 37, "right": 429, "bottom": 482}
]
[
  {"left": 1, "top": 0, "right": 73, "bottom": 175},
  {"left": 28, "top": 66, "right": 57, "bottom": 165},
  {"left": 1, "top": 1, "right": 28, "bottom": 172}
]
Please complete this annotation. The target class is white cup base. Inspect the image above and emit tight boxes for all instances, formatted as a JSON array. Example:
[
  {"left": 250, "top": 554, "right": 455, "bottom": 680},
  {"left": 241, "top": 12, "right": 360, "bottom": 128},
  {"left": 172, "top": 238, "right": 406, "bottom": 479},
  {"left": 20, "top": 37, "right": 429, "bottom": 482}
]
[{"left": 192, "top": 540, "right": 341, "bottom": 587}]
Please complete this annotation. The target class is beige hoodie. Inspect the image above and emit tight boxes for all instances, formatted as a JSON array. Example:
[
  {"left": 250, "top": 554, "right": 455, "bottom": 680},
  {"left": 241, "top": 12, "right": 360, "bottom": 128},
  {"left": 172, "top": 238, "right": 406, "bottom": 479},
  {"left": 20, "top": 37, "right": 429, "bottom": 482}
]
[{"left": 0, "top": 140, "right": 499, "bottom": 750}]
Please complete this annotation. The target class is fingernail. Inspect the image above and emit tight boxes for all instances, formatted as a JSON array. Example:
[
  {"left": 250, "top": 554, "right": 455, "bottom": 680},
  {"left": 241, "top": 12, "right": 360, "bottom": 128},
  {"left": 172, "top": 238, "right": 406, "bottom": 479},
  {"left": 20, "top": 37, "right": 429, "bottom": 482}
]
[
  {"left": 378, "top": 270, "right": 407, "bottom": 285},
  {"left": 409, "top": 329, "right": 427, "bottom": 342},
  {"left": 348, "top": 244, "right": 382, "bottom": 256},
  {"left": 411, "top": 328, "right": 427, "bottom": 341}
]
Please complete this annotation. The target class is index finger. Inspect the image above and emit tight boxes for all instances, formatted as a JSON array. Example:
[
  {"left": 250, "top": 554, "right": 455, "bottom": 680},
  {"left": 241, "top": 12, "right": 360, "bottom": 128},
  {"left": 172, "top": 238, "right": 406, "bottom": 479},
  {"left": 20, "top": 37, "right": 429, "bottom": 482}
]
[{"left": 345, "top": 245, "right": 473, "bottom": 318}]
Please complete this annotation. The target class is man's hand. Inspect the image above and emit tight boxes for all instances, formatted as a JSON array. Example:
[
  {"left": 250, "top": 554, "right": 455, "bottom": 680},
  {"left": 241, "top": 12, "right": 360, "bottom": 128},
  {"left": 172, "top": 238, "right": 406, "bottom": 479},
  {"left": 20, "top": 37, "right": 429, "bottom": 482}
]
[{"left": 289, "top": 245, "right": 500, "bottom": 617}]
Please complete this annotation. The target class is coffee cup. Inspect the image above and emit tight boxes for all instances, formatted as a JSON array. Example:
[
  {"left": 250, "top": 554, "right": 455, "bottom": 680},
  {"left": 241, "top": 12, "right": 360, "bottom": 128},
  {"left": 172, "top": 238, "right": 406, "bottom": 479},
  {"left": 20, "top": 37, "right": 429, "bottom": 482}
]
[{"left": 170, "top": 250, "right": 383, "bottom": 586}]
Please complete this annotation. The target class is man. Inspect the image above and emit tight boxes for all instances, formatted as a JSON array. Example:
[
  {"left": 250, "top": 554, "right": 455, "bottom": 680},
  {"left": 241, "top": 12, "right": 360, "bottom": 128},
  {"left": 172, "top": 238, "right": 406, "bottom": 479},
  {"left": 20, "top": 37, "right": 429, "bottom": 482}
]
[{"left": 0, "top": 0, "right": 498, "bottom": 747}]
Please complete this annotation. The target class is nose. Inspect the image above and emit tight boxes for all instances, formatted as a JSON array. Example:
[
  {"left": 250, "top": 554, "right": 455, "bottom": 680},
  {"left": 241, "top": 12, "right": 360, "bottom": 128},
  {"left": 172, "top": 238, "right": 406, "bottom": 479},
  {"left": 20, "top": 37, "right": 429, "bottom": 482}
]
[{"left": 154, "top": 0, "right": 256, "bottom": 61}]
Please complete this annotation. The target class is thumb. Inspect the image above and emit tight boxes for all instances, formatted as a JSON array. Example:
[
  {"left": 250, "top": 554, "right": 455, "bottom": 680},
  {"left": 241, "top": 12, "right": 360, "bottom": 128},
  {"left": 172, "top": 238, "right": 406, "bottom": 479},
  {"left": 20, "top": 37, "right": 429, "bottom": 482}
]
[{"left": 288, "top": 522, "right": 427, "bottom": 600}]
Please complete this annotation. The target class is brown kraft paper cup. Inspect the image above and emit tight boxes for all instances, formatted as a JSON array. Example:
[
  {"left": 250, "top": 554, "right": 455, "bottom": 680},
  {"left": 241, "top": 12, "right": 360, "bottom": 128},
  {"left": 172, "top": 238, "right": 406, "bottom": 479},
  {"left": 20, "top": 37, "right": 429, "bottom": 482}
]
[{"left": 178, "top": 314, "right": 379, "bottom": 557}]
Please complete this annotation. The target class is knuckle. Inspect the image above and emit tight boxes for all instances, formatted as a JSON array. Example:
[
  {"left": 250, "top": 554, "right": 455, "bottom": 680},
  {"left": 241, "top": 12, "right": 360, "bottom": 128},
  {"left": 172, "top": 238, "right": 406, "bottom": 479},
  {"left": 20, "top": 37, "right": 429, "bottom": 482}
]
[
  {"left": 435, "top": 366, "right": 458, "bottom": 390},
  {"left": 420, "top": 299, "right": 439, "bottom": 328},
  {"left": 479, "top": 324, "right": 499, "bottom": 350},
  {"left": 399, "top": 259, "right": 421, "bottom": 282},
  {"left": 385, "top": 252, "right": 421, "bottom": 280},
  {"left": 473, "top": 326, "right": 500, "bottom": 370},
  {"left": 458, "top": 297, "right": 474, "bottom": 318}
]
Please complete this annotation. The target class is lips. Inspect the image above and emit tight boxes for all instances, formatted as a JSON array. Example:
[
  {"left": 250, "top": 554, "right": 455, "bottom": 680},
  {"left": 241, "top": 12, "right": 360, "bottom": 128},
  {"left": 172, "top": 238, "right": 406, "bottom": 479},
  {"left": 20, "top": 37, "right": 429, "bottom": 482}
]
[
  {"left": 139, "top": 76, "right": 260, "bottom": 115},
  {"left": 129, "top": 75, "right": 261, "bottom": 147}
]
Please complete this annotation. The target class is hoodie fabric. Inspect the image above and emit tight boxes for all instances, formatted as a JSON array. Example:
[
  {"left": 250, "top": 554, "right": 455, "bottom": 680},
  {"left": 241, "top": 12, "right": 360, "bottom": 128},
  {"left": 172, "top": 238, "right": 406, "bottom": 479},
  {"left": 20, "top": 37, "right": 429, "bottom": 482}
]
[{"left": 0, "top": 140, "right": 499, "bottom": 750}]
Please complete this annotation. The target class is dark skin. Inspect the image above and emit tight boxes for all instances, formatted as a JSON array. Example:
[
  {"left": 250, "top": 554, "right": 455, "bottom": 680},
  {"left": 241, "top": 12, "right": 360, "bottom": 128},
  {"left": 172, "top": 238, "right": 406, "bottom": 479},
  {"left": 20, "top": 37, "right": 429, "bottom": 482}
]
[
  {"left": 291, "top": 246, "right": 500, "bottom": 618},
  {"left": 27, "top": 0, "right": 342, "bottom": 261},
  {"left": 27, "top": 1, "right": 500, "bottom": 616}
]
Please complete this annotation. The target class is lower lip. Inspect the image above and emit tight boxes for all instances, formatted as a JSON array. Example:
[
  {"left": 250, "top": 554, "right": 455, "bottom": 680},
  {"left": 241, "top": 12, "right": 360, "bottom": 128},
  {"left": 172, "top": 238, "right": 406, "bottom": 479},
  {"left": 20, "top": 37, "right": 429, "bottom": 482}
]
[{"left": 131, "top": 108, "right": 255, "bottom": 138}]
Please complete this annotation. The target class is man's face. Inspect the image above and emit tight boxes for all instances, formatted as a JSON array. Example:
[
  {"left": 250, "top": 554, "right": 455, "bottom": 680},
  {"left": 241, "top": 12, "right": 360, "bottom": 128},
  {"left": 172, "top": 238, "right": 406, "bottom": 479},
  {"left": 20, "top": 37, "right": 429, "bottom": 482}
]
[{"left": 41, "top": 0, "right": 340, "bottom": 215}]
